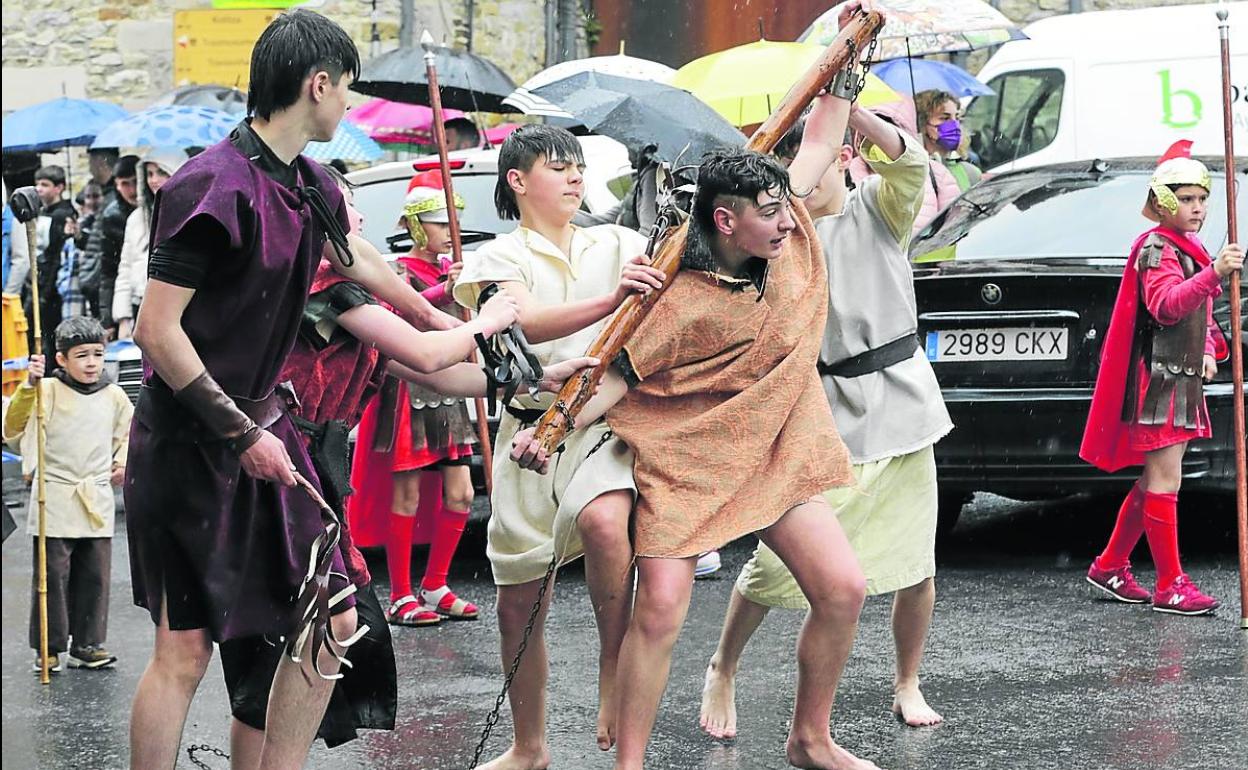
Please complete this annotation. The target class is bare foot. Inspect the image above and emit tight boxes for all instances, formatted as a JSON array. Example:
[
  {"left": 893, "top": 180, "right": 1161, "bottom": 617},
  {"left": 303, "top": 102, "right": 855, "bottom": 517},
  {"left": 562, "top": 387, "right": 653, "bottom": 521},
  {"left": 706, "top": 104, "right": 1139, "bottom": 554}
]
[
  {"left": 698, "top": 662, "right": 738, "bottom": 740},
  {"left": 786, "top": 734, "right": 884, "bottom": 770},
  {"left": 597, "top": 663, "right": 617, "bottom": 750},
  {"left": 474, "top": 745, "right": 551, "bottom": 770},
  {"left": 891, "top": 685, "right": 943, "bottom": 727}
]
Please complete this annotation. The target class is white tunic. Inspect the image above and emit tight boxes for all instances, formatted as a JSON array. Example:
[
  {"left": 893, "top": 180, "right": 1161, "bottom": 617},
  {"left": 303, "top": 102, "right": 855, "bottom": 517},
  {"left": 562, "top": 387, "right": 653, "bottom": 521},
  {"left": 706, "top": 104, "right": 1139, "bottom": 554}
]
[{"left": 3, "top": 379, "right": 132, "bottom": 538}]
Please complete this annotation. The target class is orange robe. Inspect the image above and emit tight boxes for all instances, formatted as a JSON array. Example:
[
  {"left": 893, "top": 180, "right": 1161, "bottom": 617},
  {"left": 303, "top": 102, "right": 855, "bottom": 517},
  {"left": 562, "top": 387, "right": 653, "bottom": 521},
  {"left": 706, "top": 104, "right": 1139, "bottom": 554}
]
[{"left": 608, "top": 202, "right": 853, "bottom": 558}]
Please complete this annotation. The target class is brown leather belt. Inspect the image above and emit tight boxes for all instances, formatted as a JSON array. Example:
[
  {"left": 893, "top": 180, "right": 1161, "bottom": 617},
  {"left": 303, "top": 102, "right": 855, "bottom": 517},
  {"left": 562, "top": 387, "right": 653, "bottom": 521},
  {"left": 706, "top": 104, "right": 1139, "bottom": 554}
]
[{"left": 134, "top": 381, "right": 293, "bottom": 443}]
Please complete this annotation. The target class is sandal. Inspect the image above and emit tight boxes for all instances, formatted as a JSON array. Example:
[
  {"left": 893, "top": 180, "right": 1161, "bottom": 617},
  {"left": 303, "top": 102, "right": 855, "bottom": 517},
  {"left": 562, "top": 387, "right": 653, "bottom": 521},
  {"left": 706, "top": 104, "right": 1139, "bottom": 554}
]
[
  {"left": 420, "top": 585, "right": 480, "bottom": 620},
  {"left": 386, "top": 595, "right": 441, "bottom": 627}
]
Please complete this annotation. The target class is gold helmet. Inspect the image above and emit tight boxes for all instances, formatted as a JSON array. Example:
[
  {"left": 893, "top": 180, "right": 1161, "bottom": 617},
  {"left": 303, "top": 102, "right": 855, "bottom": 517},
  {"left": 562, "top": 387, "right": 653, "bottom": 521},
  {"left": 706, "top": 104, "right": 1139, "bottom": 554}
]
[
  {"left": 403, "top": 170, "right": 465, "bottom": 250},
  {"left": 1143, "top": 140, "right": 1211, "bottom": 222}
]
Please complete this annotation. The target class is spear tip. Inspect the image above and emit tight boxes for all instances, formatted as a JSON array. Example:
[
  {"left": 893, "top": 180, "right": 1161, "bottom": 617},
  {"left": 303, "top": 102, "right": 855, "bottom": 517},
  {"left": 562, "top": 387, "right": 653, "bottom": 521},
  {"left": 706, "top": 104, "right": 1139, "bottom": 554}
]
[{"left": 420, "top": 29, "right": 436, "bottom": 47}]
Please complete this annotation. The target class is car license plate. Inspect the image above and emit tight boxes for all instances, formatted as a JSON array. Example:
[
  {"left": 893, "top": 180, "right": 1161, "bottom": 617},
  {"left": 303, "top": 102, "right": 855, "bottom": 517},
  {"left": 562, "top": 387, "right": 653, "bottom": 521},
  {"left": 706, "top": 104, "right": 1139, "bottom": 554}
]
[{"left": 926, "top": 327, "right": 1068, "bottom": 362}]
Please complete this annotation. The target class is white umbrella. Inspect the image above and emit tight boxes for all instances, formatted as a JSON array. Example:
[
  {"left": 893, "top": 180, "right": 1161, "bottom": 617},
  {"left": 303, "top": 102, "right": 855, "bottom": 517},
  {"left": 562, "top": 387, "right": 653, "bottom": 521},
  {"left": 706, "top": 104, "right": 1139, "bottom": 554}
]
[
  {"left": 800, "top": 0, "right": 1027, "bottom": 61},
  {"left": 503, "top": 53, "right": 675, "bottom": 119}
]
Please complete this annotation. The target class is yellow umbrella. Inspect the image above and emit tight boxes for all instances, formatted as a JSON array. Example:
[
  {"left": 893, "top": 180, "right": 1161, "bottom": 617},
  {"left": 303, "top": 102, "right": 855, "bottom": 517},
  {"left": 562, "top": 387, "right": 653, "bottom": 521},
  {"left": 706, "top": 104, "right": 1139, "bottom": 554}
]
[{"left": 672, "top": 40, "right": 897, "bottom": 127}]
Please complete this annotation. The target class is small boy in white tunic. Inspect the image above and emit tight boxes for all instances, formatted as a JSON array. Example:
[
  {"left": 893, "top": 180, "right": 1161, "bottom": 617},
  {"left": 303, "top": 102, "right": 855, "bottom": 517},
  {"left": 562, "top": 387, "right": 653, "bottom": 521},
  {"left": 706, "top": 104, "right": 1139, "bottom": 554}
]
[
  {"left": 699, "top": 103, "right": 955, "bottom": 739},
  {"left": 3, "top": 317, "right": 132, "bottom": 672}
]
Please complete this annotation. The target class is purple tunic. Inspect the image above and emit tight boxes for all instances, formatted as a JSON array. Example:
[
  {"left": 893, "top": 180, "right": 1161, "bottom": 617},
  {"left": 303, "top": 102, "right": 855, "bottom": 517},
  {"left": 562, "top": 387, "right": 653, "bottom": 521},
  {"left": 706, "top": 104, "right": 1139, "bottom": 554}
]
[{"left": 124, "top": 134, "right": 353, "bottom": 641}]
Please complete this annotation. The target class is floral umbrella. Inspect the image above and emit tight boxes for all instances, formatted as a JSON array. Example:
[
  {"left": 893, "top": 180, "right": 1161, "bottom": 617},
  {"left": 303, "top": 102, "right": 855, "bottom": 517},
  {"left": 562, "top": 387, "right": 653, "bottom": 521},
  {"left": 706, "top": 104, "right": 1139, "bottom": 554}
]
[{"left": 800, "top": 0, "right": 1027, "bottom": 60}]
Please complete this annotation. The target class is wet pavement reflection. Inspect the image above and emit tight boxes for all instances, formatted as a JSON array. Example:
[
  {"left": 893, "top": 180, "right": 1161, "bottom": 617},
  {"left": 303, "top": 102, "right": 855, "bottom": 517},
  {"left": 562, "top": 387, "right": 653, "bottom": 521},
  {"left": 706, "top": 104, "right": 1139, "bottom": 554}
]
[{"left": 3, "top": 468, "right": 1245, "bottom": 769}]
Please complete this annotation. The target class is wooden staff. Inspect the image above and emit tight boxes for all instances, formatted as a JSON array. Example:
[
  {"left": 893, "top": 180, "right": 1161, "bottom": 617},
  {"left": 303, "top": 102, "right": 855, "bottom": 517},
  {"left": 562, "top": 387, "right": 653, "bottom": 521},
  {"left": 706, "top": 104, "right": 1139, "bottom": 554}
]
[
  {"left": 531, "top": 10, "right": 886, "bottom": 454},
  {"left": 1216, "top": 5, "right": 1248, "bottom": 630},
  {"left": 422, "top": 31, "right": 494, "bottom": 495},
  {"left": 10, "top": 188, "right": 50, "bottom": 682}
]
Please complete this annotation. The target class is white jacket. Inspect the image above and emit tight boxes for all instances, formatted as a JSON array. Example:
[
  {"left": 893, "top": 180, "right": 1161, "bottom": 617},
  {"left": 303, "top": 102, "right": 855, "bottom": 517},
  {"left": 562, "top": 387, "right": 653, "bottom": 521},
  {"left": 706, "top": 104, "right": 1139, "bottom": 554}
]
[{"left": 112, "top": 209, "right": 149, "bottom": 321}]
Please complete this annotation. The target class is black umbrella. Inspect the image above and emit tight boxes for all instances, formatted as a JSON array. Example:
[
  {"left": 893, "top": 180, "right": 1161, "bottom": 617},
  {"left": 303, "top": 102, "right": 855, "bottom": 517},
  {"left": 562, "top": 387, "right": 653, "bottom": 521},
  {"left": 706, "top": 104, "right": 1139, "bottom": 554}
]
[
  {"left": 351, "top": 44, "right": 516, "bottom": 113},
  {"left": 152, "top": 85, "right": 248, "bottom": 114},
  {"left": 530, "top": 71, "right": 743, "bottom": 164}
]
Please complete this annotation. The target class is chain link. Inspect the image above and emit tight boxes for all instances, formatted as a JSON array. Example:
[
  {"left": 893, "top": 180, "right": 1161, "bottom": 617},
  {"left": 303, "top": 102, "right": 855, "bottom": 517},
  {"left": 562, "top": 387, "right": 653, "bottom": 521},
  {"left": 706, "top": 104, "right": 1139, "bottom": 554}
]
[
  {"left": 186, "top": 743, "right": 230, "bottom": 769},
  {"left": 468, "top": 554, "right": 559, "bottom": 769}
]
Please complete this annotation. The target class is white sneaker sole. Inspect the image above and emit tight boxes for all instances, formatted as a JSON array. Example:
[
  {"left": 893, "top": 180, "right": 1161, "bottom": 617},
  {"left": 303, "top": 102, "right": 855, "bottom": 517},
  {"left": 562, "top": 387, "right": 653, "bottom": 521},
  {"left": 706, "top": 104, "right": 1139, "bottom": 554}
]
[
  {"left": 1085, "top": 576, "right": 1149, "bottom": 604},
  {"left": 1151, "top": 604, "right": 1218, "bottom": 616}
]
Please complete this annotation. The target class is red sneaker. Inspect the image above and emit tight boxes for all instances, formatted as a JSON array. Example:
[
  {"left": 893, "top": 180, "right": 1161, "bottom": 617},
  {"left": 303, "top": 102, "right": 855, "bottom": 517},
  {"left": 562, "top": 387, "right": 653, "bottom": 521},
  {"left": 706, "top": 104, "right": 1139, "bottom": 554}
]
[
  {"left": 1152, "top": 575, "right": 1219, "bottom": 616},
  {"left": 1086, "top": 561, "right": 1151, "bottom": 604}
]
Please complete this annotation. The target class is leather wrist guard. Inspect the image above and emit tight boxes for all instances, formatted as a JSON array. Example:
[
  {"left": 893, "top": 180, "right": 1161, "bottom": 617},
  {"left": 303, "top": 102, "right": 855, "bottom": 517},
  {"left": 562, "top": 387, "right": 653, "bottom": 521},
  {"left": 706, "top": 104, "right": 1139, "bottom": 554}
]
[{"left": 174, "top": 370, "right": 263, "bottom": 454}]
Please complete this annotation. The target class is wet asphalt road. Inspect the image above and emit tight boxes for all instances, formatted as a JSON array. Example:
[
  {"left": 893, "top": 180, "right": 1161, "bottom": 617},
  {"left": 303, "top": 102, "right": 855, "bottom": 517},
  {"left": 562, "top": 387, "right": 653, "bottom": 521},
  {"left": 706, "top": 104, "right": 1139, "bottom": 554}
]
[{"left": 2, "top": 465, "right": 1245, "bottom": 770}]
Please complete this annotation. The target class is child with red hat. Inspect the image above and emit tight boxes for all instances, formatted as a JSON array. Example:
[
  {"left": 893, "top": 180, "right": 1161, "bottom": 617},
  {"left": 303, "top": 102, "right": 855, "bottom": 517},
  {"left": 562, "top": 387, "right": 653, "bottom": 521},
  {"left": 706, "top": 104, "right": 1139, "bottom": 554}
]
[
  {"left": 348, "top": 170, "right": 482, "bottom": 626},
  {"left": 1081, "top": 140, "right": 1243, "bottom": 616}
]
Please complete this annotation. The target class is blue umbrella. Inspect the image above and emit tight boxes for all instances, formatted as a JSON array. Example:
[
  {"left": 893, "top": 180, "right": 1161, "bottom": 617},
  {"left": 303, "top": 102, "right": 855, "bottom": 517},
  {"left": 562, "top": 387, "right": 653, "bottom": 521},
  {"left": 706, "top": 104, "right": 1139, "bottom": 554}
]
[
  {"left": 873, "top": 59, "right": 994, "bottom": 98},
  {"left": 2, "top": 97, "right": 128, "bottom": 152},
  {"left": 304, "top": 120, "right": 383, "bottom": 163},
  {"left": 91, "top": 105, "right": 239, "bottom": 149}
]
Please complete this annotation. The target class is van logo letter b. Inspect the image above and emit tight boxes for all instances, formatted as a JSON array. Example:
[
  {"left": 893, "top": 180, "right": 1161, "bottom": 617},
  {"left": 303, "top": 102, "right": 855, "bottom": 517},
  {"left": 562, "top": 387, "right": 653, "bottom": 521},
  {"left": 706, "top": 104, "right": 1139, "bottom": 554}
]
[{"left": 1159, "top": 69, "right": 1201, "bottom": 128}]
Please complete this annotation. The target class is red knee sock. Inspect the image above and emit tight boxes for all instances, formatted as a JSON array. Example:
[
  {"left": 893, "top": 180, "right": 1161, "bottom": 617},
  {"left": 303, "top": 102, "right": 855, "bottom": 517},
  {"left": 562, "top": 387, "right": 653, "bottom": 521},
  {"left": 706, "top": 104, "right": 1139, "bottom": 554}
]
[
  {"left": 422, "top": 506, "right": 469, "bottom": 591},
  {"left": 1096, "top": 483, "right": 1145, "bottom": 570},
  {"left": 1141, "top": 491, "right": 1182, "bottom": 590},
  {"left": 386, "top": 512, "right": 416, "bottom": 602}
]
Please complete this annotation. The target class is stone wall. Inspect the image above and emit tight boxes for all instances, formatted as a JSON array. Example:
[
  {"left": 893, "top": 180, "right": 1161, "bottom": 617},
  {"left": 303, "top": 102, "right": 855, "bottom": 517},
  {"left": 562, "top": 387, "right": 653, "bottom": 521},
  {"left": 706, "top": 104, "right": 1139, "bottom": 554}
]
[{"left": 1, "top": 0, "right": 552, "bottom": 113}]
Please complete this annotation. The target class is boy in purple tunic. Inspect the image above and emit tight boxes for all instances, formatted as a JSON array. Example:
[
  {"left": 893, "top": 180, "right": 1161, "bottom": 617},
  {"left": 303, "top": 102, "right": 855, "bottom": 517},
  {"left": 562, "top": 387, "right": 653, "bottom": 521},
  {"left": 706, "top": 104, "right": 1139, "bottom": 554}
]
[{"left": 124, "top": 10, "right": 455, "bottom": 769}]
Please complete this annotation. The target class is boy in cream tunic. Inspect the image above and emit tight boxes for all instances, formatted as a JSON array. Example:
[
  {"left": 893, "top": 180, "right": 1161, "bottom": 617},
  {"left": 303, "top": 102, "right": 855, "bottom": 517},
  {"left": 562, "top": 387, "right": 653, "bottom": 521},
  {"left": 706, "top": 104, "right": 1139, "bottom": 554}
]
[
  {"left": 453, "top": 125, "right": 661, "bottom": 768},
  {"left": 4, "top": 317, "right": 132, "bottom": 672}
]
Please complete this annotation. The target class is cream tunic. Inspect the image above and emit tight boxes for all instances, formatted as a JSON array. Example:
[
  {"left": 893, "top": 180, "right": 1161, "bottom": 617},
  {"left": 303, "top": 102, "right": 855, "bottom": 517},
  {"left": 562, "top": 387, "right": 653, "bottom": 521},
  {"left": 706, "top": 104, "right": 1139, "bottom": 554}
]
[
  {"left": 454, "top": 224, "right": 648, "bottom": 585},
  {"left": 3, "top": 379, "right": 132, "bottom": 538}
]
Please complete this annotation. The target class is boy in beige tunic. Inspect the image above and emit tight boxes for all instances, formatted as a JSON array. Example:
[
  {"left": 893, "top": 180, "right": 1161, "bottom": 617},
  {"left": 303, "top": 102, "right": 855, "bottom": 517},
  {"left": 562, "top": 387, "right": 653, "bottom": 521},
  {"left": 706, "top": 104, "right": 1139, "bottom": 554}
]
[
  {"left": 452, "top": 125, "right": 663, "bottom": 768},
  {"left": 3, "top": 317, "right": 132, "bottom": 672}
]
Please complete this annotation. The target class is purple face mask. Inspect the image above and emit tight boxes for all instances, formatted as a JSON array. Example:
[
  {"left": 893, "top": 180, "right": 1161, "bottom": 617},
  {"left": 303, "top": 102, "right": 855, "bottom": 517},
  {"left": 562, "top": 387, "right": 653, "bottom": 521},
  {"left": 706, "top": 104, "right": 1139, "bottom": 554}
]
[{"left": 935, "top": 119, "right": 962, "bottom": 151}]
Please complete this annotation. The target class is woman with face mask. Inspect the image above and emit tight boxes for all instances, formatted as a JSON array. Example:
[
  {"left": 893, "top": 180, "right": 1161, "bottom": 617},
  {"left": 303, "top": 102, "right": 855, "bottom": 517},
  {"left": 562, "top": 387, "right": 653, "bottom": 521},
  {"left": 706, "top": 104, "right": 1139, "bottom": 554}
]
[{"left": 915, "top": 89, "right": 982, "bottom": 193}]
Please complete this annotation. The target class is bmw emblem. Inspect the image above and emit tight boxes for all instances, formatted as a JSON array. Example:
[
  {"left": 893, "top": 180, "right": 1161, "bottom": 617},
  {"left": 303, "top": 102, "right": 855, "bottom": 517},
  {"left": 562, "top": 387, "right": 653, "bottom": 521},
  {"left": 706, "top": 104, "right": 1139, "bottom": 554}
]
[{"left": 980, "top": 283, "right": 1003, "bottom": 305}]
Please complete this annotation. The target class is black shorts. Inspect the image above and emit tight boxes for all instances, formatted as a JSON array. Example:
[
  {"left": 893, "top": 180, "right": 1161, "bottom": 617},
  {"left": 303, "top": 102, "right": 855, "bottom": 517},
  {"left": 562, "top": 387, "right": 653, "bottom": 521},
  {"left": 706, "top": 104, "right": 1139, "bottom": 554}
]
[
  {"left": 219, "top": 582, "right": 396, "bottom": 748},
  {"left": 429, "top": 454, "right": 472, "bottom": 468}
]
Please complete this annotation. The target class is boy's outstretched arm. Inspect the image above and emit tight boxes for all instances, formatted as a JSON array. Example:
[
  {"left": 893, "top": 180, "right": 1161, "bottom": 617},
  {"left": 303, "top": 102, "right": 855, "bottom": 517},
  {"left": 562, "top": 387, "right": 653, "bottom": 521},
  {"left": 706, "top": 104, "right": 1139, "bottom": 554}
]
[
  {"left": 335, "top": 288, "right": 520, "bottom": 374},
  {"left": 326, "top": 234, "right": 461, "bottom": 331},
  {"left": 500, "top": 255, "right": 665, "bottom": 344},
  {"left": 388, "top": 356, "right": 600, "bottom": 398},
  {"left": 788, "top": 93, "right": 852, "bottom": 198},
  {"left": 510, "top": 366, "right": 629, "bottom": 473}
]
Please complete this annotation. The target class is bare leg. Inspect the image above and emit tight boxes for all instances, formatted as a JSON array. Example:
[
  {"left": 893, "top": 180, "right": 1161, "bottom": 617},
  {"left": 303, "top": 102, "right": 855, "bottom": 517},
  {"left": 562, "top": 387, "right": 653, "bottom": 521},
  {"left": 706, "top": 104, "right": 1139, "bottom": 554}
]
[
  {"left": 890, "top": 578, "right": 941, "bottom": 727},
  {"left": 577, "top": 489, "right": 636, "bottom": 751},
  {"left": 476, "top": 580, "right": 555, "bottom": 770},
  {"left": 1142, "top": 443, "right": 1185, "bottom": 495},
  {"left": 229, "top": 718, "right": 265, "bottom": 770},
  {"left": 613, "top": 556, "right": 697, "bottom": 770},
  {"left": 256, "top": 608, "right": 357, "bottom": 770},
  {"left": 758, "top": 499, "right": 879, "bottom": 770},
  {"left": 129, "top": 596, "right": 214, "bottom": 770},
  {"left": 700, "top": 586, "right": 770, "bottom": 739}
]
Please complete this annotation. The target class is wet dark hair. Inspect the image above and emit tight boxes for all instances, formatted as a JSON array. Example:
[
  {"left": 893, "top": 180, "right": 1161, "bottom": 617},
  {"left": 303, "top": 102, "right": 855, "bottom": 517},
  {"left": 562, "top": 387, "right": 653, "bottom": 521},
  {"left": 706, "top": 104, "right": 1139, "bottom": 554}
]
[
  {"left": 113, "top": 155, "right": 139, "bottom": 181},
  {"left": 54, "top": 316, "right": 107, "bottom": 354},
  {"left": 445, "top": 117, "right": 481, "bottom": 146},
  {"left": 34, "top": 165, "right": 66, "bottom": 188},
  {"left": 774, "top": 118, "right": 805, "bottom": 163},
  {"left": 692, "top": 147, "right": 791, "bottom": 234},
  {"left": 247, "top": 9, "right": 360, "bottom": 121},
  {"left": 320, "top": 162, "right": 355, "bottom": 190},
  {"left": 494, "top": 124, "right": 585, "bottom": 220}
]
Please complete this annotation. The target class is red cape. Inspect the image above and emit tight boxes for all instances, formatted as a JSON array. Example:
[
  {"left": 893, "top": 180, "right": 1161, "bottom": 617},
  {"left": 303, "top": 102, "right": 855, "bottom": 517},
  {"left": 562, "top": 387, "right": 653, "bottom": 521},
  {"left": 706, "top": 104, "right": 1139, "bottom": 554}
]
[{"left": 1079, "top": 226, "right": 1213, "bottom": 471}]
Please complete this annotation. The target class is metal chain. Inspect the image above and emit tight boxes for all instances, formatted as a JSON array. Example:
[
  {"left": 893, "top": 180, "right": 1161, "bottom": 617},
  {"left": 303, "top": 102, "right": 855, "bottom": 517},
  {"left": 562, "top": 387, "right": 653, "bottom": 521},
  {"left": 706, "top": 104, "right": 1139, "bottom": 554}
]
[
  {"left": 468, "top": 553, "right": 559, "bottom": 769},
  {"left": 186, "top": 744, "right": 230, "bottom": 769}
]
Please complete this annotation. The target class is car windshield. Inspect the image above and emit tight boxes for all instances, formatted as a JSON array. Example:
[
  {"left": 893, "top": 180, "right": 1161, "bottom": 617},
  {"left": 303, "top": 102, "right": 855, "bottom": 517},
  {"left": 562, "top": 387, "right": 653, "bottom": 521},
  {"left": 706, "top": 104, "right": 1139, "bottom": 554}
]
[
  {"left": 352, "top": 174, "right": 511, "bottom": 254},
  {"left": 910, "top": 170, "right": 1236, "bottom": 262}
]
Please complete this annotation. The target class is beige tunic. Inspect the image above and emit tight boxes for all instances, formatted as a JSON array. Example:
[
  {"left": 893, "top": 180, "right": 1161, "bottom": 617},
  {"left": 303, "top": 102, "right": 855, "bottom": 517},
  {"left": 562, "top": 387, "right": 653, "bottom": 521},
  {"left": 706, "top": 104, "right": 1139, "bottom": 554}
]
[
  {"left": 2, "top": 379, "right": 132, "bottom": 538},
  {"left": 454, "top": 224, "right": 648, "bottom": 585},
  {"left": 609, "top": 202, "right": 853, "bottom": 558}
]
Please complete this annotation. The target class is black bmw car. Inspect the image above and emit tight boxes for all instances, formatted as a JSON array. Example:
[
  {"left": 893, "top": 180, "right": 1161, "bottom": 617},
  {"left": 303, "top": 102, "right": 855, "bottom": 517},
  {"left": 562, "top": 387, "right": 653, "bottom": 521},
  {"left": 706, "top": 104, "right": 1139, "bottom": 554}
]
[{"left": 909, "top": 157, "right": 1244, "bottom": 529}]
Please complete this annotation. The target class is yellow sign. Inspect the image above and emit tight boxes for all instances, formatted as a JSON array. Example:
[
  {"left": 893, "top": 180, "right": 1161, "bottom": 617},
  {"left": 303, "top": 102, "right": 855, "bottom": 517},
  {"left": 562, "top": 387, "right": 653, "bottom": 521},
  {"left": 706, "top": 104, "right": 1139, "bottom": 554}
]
[{"left": 173, "top": 9, "right": 278, "bottom": 90}]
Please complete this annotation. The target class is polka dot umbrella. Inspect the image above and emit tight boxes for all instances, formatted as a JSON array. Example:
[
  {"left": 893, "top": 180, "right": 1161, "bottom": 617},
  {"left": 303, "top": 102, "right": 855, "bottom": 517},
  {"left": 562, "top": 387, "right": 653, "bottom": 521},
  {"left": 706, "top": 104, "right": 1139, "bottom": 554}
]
[{"left": 90, "top": 105, "right": 240, "bottom": 150}]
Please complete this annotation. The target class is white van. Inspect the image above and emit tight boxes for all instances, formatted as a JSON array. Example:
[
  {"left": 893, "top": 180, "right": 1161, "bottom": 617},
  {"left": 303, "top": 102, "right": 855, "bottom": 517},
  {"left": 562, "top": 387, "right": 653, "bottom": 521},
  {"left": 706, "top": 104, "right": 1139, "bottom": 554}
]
[{"left": 963, "top": 2, "right": 1248, "bottom": 172}]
